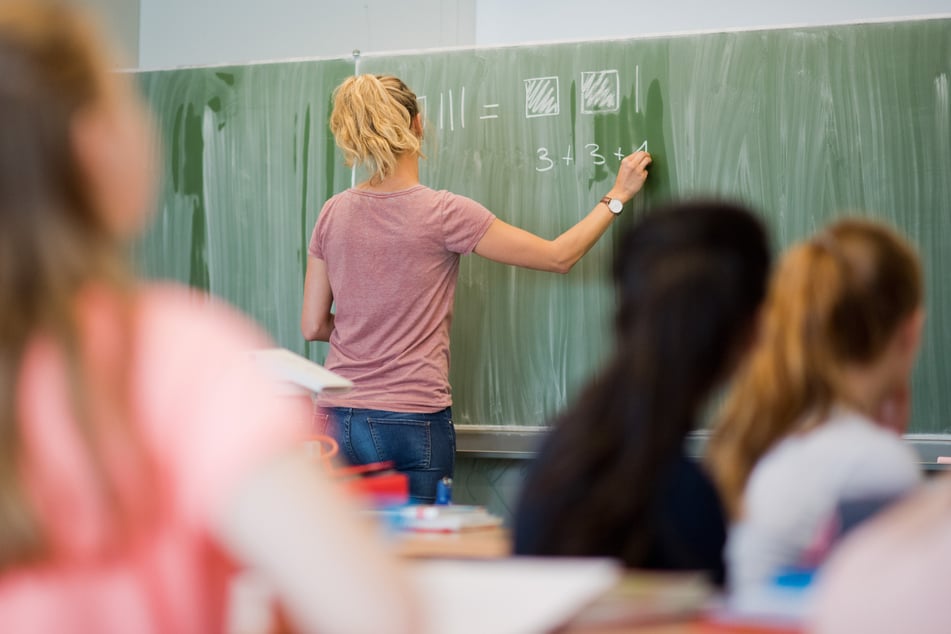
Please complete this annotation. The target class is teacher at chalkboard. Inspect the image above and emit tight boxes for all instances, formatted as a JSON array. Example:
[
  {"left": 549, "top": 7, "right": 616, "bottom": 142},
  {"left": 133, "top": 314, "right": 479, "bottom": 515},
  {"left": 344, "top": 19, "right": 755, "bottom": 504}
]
[{"left": 301, "top": 74, "right": 651, "bottom": 503}]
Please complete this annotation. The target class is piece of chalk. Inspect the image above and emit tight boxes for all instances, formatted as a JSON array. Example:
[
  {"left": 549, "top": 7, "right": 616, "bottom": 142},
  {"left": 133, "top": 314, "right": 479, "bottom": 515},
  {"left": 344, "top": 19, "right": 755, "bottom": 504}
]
[{"left": 936, "top": 456, "right": 951, "bottom": 464}]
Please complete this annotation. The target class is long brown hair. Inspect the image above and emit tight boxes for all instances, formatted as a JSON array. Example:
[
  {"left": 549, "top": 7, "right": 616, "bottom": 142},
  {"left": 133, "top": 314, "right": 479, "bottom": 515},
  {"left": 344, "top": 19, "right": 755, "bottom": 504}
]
[
  {"left": 708, "top": 218, "right": 923, "bottom": 518},
  {"left": 0, "top": 1, "right": 150, "bottom": 568},
  {"left": 515, "top": 201, "right": 770, "bottom": 569}
]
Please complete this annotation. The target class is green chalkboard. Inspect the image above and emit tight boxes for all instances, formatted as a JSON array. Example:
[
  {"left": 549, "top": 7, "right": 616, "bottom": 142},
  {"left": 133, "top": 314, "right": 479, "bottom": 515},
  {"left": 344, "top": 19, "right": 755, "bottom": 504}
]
[
  {"left": 136, "top": 18, "right": 951, "bottom": 432},
  {"left": 135, "top": 59, "right": 353, "bottom": 355}
]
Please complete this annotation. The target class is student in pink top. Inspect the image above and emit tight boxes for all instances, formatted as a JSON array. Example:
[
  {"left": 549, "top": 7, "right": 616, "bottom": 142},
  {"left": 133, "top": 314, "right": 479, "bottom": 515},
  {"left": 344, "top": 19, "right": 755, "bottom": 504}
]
[
  {"left": 811, "top": 475, "right": 951, "bottom": 634},
  {"left": 0, "top": 3, "right": 418, "bottom": 633},
  {"left": 302, "top": 74, "right": 652, "bottom": 502}
]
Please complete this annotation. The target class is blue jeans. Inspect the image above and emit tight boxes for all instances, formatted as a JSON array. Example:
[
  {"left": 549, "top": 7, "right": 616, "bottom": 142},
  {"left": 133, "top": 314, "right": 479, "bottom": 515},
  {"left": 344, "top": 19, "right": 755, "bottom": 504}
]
[{"left": 318, "top": 407, "right": 455, "bottom": 504}]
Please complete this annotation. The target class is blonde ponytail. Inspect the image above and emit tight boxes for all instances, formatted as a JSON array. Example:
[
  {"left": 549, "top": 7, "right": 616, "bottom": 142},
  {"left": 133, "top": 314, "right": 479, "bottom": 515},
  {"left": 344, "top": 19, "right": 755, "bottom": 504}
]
[
  {"left": 329, "top": 74, "right": 423, "bottom": 183},
  {"left": 708, "top": 218, "right": 922, "bottom": 517}
]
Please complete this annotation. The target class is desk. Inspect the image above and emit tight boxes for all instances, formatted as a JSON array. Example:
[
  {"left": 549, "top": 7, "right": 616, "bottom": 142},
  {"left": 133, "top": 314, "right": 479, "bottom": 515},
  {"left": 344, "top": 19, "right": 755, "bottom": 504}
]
[
  {"left": 560, "top": 576, "right": 803, "bottom": 634},
  {"left": 391, "top": 526, "right": 511, "bottom": 559},
  {"left": 390, "top": 528, "right": 802, "bottom": 634}
]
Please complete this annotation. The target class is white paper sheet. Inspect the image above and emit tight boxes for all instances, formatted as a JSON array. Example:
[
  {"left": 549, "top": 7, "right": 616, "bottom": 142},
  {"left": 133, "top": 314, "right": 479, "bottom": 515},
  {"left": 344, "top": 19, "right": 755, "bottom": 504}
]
[{"left": 410, "top": 557, "right": 621, "bottom": 634}]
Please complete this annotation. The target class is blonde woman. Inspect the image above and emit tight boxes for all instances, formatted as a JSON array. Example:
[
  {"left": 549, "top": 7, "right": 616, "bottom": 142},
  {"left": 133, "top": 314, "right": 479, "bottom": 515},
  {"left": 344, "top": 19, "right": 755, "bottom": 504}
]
[
  {"left": 707, "top": 218, "right": 925, "bottom": 605},
  {"left": 302, "top": 74, "right": 651, "bottom": 502},
  {"left": 0, "top": 3, "right": 418, "bottom": 632}
]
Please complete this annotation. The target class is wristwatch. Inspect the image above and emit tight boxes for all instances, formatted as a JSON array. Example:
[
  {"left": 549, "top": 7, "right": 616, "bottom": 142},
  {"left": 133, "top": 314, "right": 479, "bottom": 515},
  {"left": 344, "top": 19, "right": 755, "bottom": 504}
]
[{"left": 600, "top": 196, "right": 624, "bottom": 215}]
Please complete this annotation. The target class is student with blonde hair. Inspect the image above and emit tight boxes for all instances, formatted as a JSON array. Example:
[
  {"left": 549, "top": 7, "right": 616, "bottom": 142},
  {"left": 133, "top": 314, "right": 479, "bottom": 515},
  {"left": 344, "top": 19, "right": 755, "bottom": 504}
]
[
  {"left": 302, "top": 74, "right": 651, "bottom": 502},
  {"left": 707, "top": 217, "right": 925, "bottom": 604},
  {"left": 0, "top": 2, "right": 418, "bottom": 632}
]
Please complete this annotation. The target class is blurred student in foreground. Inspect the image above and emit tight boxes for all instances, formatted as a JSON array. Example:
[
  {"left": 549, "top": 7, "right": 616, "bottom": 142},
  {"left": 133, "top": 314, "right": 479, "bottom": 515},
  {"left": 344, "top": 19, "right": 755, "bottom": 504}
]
[
  {"left": 811, "top": 473, "right": 951, "bottom": 634},
  {"left": 513, "top": 201, "right": 771, "bottom": 585},
  {"left": 0, "top": 2, "right": 418, "bottom": 632},
  {"left": 708, "top": 218, "right": 924, "bottom": 606}
]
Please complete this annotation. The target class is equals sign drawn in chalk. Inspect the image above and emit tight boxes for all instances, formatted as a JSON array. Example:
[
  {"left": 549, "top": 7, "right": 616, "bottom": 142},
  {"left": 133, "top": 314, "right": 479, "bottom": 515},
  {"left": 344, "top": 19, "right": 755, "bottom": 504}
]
[{"left": 480, "top": 104, "right": 500, "bottom": 119}]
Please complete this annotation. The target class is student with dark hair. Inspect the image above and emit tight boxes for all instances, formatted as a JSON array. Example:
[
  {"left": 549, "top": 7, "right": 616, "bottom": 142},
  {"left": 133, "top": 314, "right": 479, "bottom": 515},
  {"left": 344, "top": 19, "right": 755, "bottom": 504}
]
[{"left": 513, "top": 201, "right": 771, "bottom": 585}]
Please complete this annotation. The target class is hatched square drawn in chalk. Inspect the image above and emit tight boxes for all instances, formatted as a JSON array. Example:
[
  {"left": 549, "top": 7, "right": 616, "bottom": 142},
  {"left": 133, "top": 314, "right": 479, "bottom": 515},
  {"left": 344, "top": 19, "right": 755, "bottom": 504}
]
[
  {"left": 524, "top": 76, "right": 560, "bottom": 118},
  {"left": 580, "top": 70, "right": 620, "bottom": 114}
]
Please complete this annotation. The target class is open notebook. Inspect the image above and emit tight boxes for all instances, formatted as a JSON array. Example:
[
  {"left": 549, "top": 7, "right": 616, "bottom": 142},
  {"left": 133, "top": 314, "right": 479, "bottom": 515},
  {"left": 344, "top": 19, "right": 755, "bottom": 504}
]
[{"left": 410, "top": 558, "right": 621, "bottom": 634}]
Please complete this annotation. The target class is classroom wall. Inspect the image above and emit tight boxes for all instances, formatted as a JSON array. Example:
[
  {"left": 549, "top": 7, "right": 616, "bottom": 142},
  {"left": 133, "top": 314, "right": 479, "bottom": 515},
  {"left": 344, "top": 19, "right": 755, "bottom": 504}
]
[
  {"left": 138, "top": 0, "right": 477, "bottom": 69},
  {"left": 137, "top": 0, "right": 950, "bottom": 70},
  {"left": 475, "top": 0, "right": 951, "bottom": 46},
  {"left": 74, "top": 0, "right": 140, "bottom": 66}
]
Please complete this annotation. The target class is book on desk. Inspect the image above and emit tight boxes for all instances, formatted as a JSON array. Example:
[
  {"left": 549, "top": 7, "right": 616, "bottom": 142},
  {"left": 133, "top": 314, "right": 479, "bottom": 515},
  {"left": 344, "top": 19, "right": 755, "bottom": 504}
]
[{"left": 374, "top": 504, "right": 504, "bottom": 533}]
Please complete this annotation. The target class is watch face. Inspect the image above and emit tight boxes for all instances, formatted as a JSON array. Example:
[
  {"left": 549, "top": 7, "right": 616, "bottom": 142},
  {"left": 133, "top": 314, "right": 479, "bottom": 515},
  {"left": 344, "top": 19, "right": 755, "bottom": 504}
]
[{"left": 608, "top": 198, "right": 624, "bottom": 214}]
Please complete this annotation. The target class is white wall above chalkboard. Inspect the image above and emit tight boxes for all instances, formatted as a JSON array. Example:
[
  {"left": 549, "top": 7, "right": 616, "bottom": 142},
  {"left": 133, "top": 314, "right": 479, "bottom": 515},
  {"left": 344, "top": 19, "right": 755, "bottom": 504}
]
[{"left": 136, "top": 0, "right": 949, "bottom": 70}]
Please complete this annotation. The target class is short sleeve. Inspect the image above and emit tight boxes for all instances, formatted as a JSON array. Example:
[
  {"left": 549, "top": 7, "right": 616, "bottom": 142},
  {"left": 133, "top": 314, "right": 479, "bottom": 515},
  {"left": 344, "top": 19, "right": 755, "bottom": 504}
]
[
  {"left": 308, "top": 198, "right": 336, "bottom": 259},
  {"left": 439, "top": 191, "right": 496, "bottom": 254},
  {"left": 137, "top": 287, "right": 309, "bottom": 529}
]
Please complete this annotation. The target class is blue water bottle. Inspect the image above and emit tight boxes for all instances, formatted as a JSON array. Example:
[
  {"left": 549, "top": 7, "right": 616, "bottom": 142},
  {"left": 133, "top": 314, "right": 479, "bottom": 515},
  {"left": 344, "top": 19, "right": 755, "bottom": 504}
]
[{"left": 435, "top": 476, "right": 453, "bottom": 505}]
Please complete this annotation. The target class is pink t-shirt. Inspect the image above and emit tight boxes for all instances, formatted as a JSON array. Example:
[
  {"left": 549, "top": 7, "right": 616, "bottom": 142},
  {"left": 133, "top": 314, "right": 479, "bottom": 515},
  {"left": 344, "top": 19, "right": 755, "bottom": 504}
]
[
  {"left": 0, "top": 285, "right": 306, "bottom": 633},
  {"left": 309, "top": 185, "right": 495, "bottom": 412}
]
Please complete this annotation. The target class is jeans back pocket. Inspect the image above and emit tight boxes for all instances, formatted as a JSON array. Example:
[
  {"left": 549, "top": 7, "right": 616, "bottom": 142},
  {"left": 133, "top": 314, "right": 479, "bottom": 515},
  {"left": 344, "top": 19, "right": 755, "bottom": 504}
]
[{"left": 366, "top": 417, "right": 432, "bottom": 471}]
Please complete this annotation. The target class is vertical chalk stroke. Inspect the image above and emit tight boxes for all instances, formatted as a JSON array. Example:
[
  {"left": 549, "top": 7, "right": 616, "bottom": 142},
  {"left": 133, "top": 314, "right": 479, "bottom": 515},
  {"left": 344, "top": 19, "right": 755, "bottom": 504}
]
[
  {"left": 417, "top": 95, "right": 428, "bottom": 121},
  {"left": 524, "top": 76, "right": 560, "bottom": 117},
  {"left": 580, "top": 70, "right": 620, "bottom": 113}
]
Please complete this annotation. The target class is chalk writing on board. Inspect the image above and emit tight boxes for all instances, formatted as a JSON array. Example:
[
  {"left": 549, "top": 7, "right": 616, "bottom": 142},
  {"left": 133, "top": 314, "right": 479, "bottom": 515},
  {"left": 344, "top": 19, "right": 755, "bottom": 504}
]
[
  {"left": 420, "top": 90, "right": 469, "bottom": 130},
  {"left": 580, "top": 70, "right": 620, "bottom": 114},
  {"left": 417, "top": 66, "right": 642, "bottom": 136},
  {"left": 535, "top": 142, "right": 648, "bottom": 172},
  {"left": 524, "top": 76, "right": 560, "bottom": 118},
  {"left": 414, "top": 69, "right": 648, "bottom": 172},
  {"left": 480, "top": 104, "right": 500, "bottom": 120},
  {"left": 585, "top": 143, "right": 606, "bottom": 166}
]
